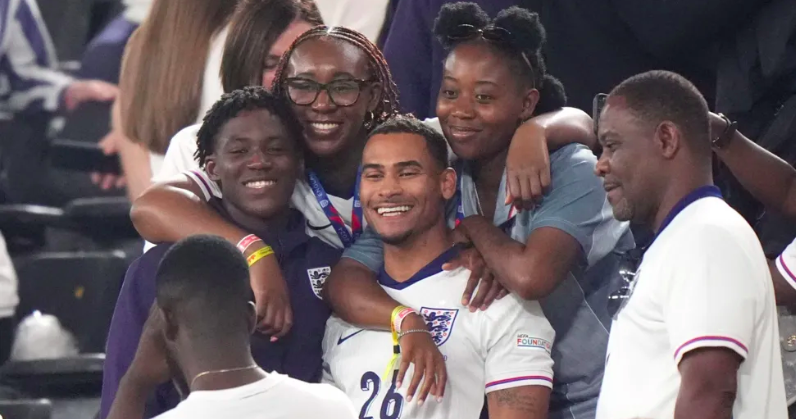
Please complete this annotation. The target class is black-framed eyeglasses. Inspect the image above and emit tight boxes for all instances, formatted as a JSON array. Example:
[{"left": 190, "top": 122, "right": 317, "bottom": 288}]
[
  {"left": 284, "top": 77, "right": 373, "bottom": 107},
  {"left": 447, "top": 24, "right": 535, "bottom": 87}
]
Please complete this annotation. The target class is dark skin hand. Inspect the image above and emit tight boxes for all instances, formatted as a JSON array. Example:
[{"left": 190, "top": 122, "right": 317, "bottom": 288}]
[
  {"left": 131, "top": 177, "right": 292, "bottom": 340},
  {"left": 675, "top": 347, "right": 742, "bottom": 419},
  {"left": 449, "top": 216, "right": 581, "bottom": 301},
  {"left": 710, "top": 112, "right": 796, "bottom": 306},
  {"left": 322, "top": 259, "right": 448, "bottom": 404}
]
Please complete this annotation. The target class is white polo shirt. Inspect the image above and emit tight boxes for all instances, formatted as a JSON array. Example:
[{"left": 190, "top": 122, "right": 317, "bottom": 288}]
[
  {"left": 596, "top": 186, "right": 787, "bottom": 419},
  {"left": 776, "top": 238, "right": 796, "bottom": 288}
]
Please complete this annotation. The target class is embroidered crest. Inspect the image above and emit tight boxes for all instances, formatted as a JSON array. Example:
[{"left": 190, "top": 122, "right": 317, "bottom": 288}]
[
  {"left": 306, "top": 267, "right": 331, "bottom": 299},
  {"left": 420, "top": 307, "right": 459, "bottom": 346}
]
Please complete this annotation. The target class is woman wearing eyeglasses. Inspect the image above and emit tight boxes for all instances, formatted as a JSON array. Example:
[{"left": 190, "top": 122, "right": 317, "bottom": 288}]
[{"left": 330, "top": 3, "right": 635, "bottom": 417}]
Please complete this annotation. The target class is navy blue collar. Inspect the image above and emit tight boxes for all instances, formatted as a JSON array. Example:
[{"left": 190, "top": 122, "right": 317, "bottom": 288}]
[
  {"left": 378, "top": 246, "right": 461, "bottom": 290},
  {"left": 650, "top": 185, "right": 722, "bottom": 248}
]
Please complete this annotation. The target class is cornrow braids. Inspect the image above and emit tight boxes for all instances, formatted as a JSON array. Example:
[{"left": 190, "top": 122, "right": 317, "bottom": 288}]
[
  {"left": 272, "top": 26, "right": 400, "bottom": 128},
  {"left": 195, "top": 86, "right": 305, "bottom": 168}
]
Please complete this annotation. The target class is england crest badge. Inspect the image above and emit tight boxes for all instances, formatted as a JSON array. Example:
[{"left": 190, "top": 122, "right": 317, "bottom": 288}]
[
  {"left": 420, "top": 307, "right": 459, "bottom": 346},
  {"left": 306, "top": 267, "right": 331, "bottom": 299}
]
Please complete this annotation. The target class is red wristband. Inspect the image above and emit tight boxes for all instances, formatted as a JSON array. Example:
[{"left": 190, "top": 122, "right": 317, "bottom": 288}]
[
  {"left": 393, "top": 307, "right": 417, "bottom": 333},
  {"left": 236, "top": 234, "right": 262, "bottom": 254}
]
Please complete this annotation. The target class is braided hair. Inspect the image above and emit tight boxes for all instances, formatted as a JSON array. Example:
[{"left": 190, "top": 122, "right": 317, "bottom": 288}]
[
  {"left": 272, "top": 26, "right": 400, "bottom": 128},
  {"left": 195, "top": 86, "right": 305, "bottom": 168},
  {"left": 433, "top": 2, "right": 566, "bottom": 115}
]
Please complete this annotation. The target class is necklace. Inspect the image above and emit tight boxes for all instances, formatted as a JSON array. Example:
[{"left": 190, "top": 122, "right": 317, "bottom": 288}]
[
  {"left": 190, "top": 364, "right": 259, "bottom": 390},
  {"left": 473, "top": 185, "right": 484, "bottom": 216}
]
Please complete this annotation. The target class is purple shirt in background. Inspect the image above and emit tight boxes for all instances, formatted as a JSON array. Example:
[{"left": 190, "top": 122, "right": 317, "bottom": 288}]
[{"left": 99, "top": 209, "right": 341, "bottom": 419}]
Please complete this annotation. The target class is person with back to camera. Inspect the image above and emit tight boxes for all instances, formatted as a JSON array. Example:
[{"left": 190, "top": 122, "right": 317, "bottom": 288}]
[{"left": 106, "top": 235, "right": 356, "bottom": 419}]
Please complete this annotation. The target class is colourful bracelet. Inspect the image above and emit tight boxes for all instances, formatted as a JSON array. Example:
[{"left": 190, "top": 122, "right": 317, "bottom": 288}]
[
  {"left": 246, "top": 246, "right": 274, "bottom": 267},
  {"left": 237, "top": 234, "right": 263, "bottom": 254},
  {"left": 392, "top": 306, "right": 417, "bottom": 333}
]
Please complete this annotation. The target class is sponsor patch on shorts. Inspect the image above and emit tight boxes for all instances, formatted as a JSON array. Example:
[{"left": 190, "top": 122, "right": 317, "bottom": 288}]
[{"left": 516, "top": 334, "right": 552, "bottom": 352}]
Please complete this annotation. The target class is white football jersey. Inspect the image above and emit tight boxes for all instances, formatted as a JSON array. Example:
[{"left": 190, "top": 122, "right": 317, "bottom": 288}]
[{"left": 322, "top": 248, "right": 555, "bottom": 419}]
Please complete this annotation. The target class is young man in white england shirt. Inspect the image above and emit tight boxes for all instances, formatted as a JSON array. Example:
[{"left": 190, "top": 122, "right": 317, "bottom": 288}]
[{"left": 594, "top": 70, "right": 787, "bottom": 419}]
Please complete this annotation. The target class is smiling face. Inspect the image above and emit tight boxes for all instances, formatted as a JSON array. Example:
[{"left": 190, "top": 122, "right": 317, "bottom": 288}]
[
  {"left": 595, "top": 96, "right": 662, "bottom": 224},
  {"left": 283, "top": 37, "right": 381, "bottom": 159},
  {"left": 436, "top": 41, "right": 538, "bottom": 161},
  {"left": 205, "top": 109, "right": 301, "bottom": 221},
  {"left": 360, "top": 132, "right": 456, "bottom": 246}
]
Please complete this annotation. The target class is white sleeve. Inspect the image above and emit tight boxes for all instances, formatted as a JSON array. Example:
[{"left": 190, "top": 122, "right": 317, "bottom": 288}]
[
  {"left": 775, "top": 238, "right": 796, "bottom": 289},
  {"left": 153, "top": 124, "right": 203, "bottom": 183},
  {"left": 663, "top": 224, "right": 762, "bottom": 364},
  {"left": 483, "top": 295, "right": 555, "bottom": 393}
]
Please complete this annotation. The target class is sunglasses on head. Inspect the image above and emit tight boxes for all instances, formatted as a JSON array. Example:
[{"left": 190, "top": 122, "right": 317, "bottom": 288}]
[{"left": 447, "top": 24, "right": 536, "bottom": 86}]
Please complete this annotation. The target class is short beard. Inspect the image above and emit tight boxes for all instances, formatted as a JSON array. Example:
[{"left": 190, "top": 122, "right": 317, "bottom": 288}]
[
  {"left": 611, "top": 198, "right": 635, "bottom": 222},
  {"left": 375, "top": 229, "right": 415, "bottom": 247}
]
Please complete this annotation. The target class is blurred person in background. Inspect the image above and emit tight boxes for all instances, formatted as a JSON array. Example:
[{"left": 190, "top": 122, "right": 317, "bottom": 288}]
[
  {"left": 94, "top": 0, "right": 237, "bottom": 201},
  {"left": 0, "top": 0, "right": 118, "bottom": 119},
  {"left": 381, "top": 0, "right": 764, "bottom": 120},
  {"left": 76, "top": 0, "right": 154, "bottom": 84},
  {"left": 313, "top": 0, "right": 389, "bottom": 43}
]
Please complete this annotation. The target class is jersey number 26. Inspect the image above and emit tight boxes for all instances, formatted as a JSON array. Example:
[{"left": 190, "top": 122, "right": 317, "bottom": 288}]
[{"left": 360, "top": 371, "right": 403, "bottom": 419}]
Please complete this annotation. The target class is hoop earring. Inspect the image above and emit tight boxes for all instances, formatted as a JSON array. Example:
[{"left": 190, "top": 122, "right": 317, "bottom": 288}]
[{"left": 364, "top": 111, "right": 376, "bottom": 130}]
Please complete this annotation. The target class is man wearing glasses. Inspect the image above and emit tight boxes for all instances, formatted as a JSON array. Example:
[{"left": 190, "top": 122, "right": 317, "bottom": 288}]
[{"left": 594, "top": 71, "right": 786, "bottom": 419}]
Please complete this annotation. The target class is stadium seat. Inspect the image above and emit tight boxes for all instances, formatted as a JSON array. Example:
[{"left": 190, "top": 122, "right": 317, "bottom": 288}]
[
  {"left": 13, "top": 251, "right": 128, "bottom": 354},
  {"left": 0, "top": 398, "right": 52, "bottom": 419},
  {"left": 63, "top": 197, "right": 137, "bottom": 243},
  {"left": 0, "top": 205, "right": 64, "bottom": 254}
]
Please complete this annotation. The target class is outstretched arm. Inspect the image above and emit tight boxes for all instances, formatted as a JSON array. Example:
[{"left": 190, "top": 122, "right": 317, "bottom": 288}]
[{"left": 711, "top": 113, "right": 796, "bottom": 220}]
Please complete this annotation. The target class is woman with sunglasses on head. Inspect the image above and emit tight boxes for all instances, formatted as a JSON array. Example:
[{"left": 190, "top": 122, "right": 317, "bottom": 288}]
[
  {"left": 130, "top": 22, "right": 595, "bottom": 395},
  {"left": 330, "top": 3, "right": 635, "bottom": 416}
]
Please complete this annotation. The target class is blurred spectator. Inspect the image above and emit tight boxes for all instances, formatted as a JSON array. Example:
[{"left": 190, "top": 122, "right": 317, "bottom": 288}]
[
  {"left": 383, "top": 0, "right": 764, "bottom": 119},
  {"left": 98, "top": 0, "right": 236, "bottom": 201},
  {"left": 77, "top": 0, "right": 154, "bottom": 84},
  {"left": 314, "top": 0, "right": 389, "bottom": 43},
  {"left": 0, "top": 0, "right": 118, "bottom": 118},
  {"left": 0, "top": 231, "right": 17, "bottom": 365}
]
